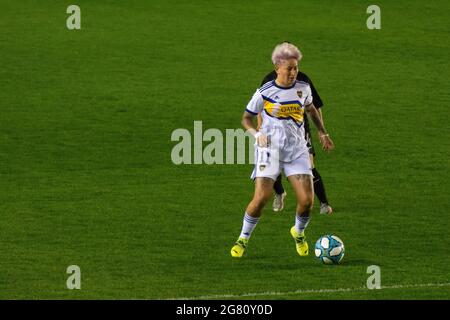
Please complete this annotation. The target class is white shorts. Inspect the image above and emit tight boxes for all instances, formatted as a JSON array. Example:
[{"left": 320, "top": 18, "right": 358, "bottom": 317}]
[{"left": 250, "top": 147, "right": 312, "bottom": 181}]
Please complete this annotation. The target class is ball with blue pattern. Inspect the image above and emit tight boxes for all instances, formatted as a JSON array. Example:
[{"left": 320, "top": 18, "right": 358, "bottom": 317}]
[{"left": 314, "top": 235, "right": 345, "bottom": 264}]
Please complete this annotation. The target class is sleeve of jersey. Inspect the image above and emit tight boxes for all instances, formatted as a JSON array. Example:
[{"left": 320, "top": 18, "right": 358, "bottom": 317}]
[
  {"left": 305, "top": 85, "right": 313, "bottom": 106},
  {"left": 245, "top": 89, "right": 263, "bottom": 115}
]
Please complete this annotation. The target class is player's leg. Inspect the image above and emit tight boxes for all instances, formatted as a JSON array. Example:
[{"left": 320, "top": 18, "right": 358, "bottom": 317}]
[
  {"left": 245, "top": 177, "right": 275, "bottom": 218},
  {"left": 284, "top": 154, "right": 314, "bottom": 256},
  {"left": 272, "top": 174, "right": 287, "bottom": 212},
  {"left": 306, "top": 127, "right": 333, "bottom": 214},
  {"left": 287, "top": 174, "right": 314, "bottom": 256},
  {"left": 310, "top": 155, "right": 333, "bottom": 214},
  {"left": 231, "top": 177, "right": 274, "bottom": 258}
]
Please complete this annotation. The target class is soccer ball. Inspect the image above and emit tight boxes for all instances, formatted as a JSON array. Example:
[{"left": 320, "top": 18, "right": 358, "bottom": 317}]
[{"left": 314, "top": 235, "right": 345, "bottom": 264}]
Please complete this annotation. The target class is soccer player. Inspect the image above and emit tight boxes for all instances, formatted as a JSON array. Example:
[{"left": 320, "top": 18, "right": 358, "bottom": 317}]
[
  {"left": 258, "top": 64, "right": 333, "bottom": 214},
  {"left": 231, "top": 42, "right": 334, "bottom": 258}
]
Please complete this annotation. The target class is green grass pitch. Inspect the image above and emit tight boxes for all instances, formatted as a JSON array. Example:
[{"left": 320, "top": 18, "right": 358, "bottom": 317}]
[{"left": 0, "top": 0, "right": 449, "bottom": 299}]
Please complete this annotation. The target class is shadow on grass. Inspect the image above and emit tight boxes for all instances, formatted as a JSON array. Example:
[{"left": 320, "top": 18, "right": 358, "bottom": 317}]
[
  {"left": 339, "top": 258, "right": 381, "bottom": 267},
  {"left": 228, "top": 254, "right": 381, "bottom": 270}
]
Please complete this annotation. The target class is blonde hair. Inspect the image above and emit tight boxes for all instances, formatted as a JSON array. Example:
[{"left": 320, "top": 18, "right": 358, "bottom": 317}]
[{"left": 271, "top": 42, "right": 302, "bottom": 65}]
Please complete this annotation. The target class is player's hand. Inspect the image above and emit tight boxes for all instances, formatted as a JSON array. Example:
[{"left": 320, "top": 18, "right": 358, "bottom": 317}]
[
  {"left": 319, "top": 133, "right": 334, "bottom": 151},
  {"left": 255, "top": 132, "right": 268, "bottom": 147}
]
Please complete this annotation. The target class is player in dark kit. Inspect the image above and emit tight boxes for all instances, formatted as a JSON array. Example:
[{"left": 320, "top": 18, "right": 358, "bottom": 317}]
[{"left": 258, "top": 70, "right": 333, "bottom": 214}]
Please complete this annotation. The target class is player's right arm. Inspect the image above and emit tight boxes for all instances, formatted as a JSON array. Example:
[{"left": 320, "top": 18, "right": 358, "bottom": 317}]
[
  {"left": 242, "top": 89, "right": 267, "bottom": 147},
  {"left": 256, "top": 113, "right": 263, "bottom": 131},
  {"left": 242, "top": 111, "right": 267, "bottom": 147}
]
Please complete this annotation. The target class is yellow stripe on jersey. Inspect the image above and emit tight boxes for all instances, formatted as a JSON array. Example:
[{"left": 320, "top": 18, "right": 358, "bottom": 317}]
[{"left": 263, "top": 100, "right": 304, "bottom": 123}]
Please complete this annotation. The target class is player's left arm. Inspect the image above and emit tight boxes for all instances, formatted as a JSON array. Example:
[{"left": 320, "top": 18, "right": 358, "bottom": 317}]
[
  {"left": 317, "top": 107, "right": 324, "bottom": 123},
  {"left": 305, "top": 103, "right": 334, "bottom": 151}
]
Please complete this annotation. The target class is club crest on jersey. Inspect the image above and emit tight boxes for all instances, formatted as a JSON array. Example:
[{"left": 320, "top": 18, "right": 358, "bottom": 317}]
[
  {"left": 297, "top": 91, "right": 303, "bottom": 98},
  {"left": 259, "top": 164, "right": 266, "bottom": 171}
]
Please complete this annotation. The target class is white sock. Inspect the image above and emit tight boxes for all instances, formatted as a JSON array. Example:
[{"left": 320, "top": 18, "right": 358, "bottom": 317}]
[
  {"left": 295, "top": 215, "right": 310, "bottom": 234},
  {"left": 239, "top": 213, "right": 260, "bottom": 239}
]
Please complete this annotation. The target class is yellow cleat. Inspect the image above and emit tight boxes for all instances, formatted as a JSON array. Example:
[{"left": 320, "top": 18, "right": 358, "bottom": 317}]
[
  {"left": 290, "top": 226, "right": 309, "bottom": 256},
  {"left": 230, "top": 237, "right": 248, "bottom": 258}
]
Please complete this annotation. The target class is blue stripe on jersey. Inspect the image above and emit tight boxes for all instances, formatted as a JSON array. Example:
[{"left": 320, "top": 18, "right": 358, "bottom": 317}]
[
  {"left": 261, "top": 95, "right": 277, "bottom": 104},
  {"left": 259, "top": 81, "right": 274, "bottom": 93},
  {"left": 245, "top": 108, "right": 258, "bottom": 115},
  {"left": 258, "top": 86, "right": 274, "bottom": 94},
  {"left": 260, "top": 80, "right": 274, "bottom": 90},
  {"left": 279, "top": 100, "right": 303, "bottom": 106},
  {"left": 260, "top": 82, "right": 271, "bottom": 90},
  {"left": 263, "top": 109, "right": 304, "bottom": 128},
  {"left": 262, "top": 95, "right": 302, "bottom": 106}
]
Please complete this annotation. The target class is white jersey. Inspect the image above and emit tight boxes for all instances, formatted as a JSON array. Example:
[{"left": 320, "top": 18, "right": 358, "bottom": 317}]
[{"left": 245, "top": 80, "right": 313, "bottom": 162}]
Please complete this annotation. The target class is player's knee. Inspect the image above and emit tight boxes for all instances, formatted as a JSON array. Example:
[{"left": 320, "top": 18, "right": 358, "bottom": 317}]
[
  {"left": 252, "top": 192, "right": 271, "bottom": 208},
  {"left": 298, "top": 199, "right": 313, "bottom": 213}
]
